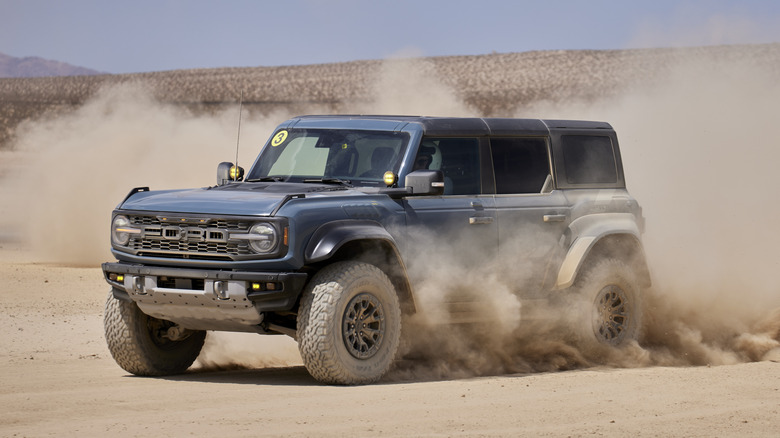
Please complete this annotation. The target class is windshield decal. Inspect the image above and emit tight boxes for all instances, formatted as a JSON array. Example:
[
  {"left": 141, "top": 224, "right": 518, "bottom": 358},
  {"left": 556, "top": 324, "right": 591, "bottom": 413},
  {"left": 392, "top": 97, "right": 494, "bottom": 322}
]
[{"left": 271, "top": 130, "right": 288, "bottom": 147}]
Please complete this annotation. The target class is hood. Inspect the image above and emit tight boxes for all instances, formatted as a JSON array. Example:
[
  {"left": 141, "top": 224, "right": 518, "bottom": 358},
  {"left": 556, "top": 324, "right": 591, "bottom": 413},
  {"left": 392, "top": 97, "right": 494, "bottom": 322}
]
[{"left": 119, "top": 182, "right": 351, "bottom": 216}]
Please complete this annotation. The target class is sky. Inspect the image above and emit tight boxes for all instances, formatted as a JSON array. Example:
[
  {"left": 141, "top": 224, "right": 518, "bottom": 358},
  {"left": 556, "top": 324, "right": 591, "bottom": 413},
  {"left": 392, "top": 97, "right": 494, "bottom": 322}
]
[{"left": 2, "top": 0, "right": 780, "bottom": 74}]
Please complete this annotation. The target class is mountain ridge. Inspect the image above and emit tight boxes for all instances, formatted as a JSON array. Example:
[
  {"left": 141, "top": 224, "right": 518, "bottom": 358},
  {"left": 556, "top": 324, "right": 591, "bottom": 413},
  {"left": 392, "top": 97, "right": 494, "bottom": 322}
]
[{"left": 0, "top": 52, "right": 103, "bottom": 78}]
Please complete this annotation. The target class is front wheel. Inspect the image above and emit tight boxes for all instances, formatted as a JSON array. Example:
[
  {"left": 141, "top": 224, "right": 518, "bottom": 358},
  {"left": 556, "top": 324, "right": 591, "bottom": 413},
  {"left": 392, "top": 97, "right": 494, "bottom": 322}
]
[
  {"left": 297, "top": 261, "right": 402, "bottom": 385},
  {"left": 572, "top": 258, "right": 642, "bottom": 349},
  {"left": 103, "top": 291, "right": 206, "bottom": 376}
]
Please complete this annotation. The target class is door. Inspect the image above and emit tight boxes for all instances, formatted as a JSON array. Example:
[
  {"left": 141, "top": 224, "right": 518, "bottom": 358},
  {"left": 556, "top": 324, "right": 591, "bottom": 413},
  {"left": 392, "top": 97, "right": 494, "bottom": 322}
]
[
  {"left": 490, "top": 137, "right": 570, "bottom": 296},
  {"left": 403, "top": 137, "right": 498, "bottom": 321}
]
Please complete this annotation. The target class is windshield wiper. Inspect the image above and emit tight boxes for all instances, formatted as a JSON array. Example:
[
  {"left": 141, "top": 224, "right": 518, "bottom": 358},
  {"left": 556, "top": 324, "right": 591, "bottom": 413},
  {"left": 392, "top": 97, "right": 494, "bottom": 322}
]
[
  {"left": 302, "top": 178, "right": 353, "bottom": 187},
  {"left": 246, "top": 176, "right": 286, "bottom": 182}
]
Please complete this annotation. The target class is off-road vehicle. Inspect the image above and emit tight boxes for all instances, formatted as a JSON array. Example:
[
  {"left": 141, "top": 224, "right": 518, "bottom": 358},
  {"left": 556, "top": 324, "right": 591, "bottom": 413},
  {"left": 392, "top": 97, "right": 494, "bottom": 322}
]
[{"left": 103, "top": 115, "right": 650, "bottom": 384}]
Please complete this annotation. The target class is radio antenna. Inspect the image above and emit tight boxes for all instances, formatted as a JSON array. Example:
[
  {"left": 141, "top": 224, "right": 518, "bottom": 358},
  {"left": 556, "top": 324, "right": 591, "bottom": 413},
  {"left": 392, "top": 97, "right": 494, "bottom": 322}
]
[{"left": 234, "top": 90, "right": 244, "bottom": 180}]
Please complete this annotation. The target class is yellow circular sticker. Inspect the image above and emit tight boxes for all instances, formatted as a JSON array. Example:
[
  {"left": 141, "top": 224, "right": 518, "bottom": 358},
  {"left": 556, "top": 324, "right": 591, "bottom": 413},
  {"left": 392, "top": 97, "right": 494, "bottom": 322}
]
[{"left": 271, "top": 130, "right": 288, "bottom": 147}]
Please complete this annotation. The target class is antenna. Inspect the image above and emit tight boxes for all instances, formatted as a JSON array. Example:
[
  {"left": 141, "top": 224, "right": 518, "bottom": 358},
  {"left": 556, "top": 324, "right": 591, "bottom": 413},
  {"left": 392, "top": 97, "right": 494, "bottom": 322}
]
[{"left": 234, "top": 90, "right": 244, "bottom": 180}]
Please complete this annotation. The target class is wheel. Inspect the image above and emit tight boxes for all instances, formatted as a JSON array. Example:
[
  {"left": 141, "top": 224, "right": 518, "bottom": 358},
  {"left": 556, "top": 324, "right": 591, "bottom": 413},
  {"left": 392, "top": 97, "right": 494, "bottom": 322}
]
[
  {"left": 297, "top": 261, "right": 402, "bottom": 385},
  {"left": 103, "top": 291, "right": 206, "bottom": 376},
  {"left": 572, "top": 258, "right": 642, "bottom": 348}
]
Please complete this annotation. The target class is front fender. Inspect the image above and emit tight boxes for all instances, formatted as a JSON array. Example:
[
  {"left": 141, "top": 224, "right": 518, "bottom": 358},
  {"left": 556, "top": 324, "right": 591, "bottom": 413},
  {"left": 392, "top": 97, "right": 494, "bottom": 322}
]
[
  {"left": 304, "top": 220, "right": 397, "bottom": 264},
  {"left": 554, "top": 213, "right": 643, "bottom": 289}
]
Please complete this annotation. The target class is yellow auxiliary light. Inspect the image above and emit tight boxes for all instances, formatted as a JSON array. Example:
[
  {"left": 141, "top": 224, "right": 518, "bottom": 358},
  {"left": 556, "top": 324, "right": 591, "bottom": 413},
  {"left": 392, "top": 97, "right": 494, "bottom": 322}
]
[
  {"left": 230, "top": 165, "right": 244, "bottom": 181},
  {"left": 383, "top": 171, "right": 397, "bottom": 187}
]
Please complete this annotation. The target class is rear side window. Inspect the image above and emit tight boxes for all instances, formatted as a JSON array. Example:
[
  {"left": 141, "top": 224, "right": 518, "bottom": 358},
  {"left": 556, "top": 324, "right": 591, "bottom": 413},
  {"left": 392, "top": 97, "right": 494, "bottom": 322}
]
[
  {"left": 490, "top": 138, "right": 550, "bottom": 194},
  {"left": 561, "top": 135, "right": 617, "bottom": 184}
]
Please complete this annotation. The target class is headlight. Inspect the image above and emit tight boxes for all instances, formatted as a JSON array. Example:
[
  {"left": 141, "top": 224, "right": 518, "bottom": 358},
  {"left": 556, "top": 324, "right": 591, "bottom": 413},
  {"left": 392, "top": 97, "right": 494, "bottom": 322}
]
[
  {"left": 111, "top": 215, "right": 131, "bottom": 246},
  {"left": 247, "top": 223, "right": 278, "bottom": 253}
]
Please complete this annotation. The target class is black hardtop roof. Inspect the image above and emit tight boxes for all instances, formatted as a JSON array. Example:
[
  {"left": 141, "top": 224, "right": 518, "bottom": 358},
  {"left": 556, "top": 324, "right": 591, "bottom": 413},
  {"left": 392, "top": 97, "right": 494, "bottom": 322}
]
[{"left": 292, "top": 115, "right": 613, "bottom": 136}]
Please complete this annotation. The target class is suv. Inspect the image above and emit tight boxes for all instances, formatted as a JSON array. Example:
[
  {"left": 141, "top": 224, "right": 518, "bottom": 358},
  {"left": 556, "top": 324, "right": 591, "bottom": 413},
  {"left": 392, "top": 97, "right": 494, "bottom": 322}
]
[{"left": 103, "top": 115, "right": 650, "bottom": 384}]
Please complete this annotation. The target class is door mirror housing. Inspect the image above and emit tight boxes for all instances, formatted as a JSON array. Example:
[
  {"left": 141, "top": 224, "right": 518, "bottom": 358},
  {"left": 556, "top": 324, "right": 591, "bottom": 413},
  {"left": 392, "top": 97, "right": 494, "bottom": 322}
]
[{"left": 405, "top": 170, "right": 445, "bottom": 196}]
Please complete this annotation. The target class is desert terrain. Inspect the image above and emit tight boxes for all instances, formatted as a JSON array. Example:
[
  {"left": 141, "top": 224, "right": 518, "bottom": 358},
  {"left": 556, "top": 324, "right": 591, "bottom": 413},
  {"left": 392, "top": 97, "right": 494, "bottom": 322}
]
[
  {"left": 2, "top": 44, "right": 780, "bottom": 436},
  {"left": 1, "top": 243, "right": 778, "bottom": 437}
]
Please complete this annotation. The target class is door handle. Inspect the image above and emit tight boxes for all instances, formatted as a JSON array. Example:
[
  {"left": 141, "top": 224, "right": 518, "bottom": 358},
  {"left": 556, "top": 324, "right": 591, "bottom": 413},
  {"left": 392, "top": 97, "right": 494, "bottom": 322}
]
[
  {"left": 469, "top": 216, "right": 494, "bottom": 225},
  {"left": 543, "top": 214, "right": 566, "bottom": 223}
]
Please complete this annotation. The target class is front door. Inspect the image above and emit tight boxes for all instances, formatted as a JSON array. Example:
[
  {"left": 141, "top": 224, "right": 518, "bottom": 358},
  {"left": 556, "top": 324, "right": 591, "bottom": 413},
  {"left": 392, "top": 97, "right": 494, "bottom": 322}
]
[{"left": 402, "top": 137, "right": 498, "bottom": 321}]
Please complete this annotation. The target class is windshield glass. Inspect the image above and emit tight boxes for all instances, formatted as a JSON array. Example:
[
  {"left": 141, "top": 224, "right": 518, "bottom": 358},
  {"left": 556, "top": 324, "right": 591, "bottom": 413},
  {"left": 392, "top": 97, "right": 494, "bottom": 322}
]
[{"left": 246, "top": 129, "right": 410, "bottom": 185}]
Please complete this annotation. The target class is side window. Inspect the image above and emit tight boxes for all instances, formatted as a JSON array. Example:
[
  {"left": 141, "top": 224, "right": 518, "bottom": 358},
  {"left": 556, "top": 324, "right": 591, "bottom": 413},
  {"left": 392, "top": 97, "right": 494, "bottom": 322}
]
[
  {"left": 490, "top": 137, "right": 550, "bottom": 194},
  {"left": 561, "top": 135, "right": 618, "bottom": 184},
  {"left": 417, "top": 138, "right": 481, "bottom": 195}
]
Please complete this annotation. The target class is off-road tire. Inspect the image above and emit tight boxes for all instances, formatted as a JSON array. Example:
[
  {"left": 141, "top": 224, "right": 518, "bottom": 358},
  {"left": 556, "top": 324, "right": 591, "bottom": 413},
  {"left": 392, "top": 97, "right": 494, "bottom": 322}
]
[
  {"left": 297, "top": 261, "right": 402, "bottom": 385},
  {"left": 572, "top": 258, "right": 642, "bottom": 349},
  {"left": 104, "top": 291, "right": 206, "bottom": 376}
]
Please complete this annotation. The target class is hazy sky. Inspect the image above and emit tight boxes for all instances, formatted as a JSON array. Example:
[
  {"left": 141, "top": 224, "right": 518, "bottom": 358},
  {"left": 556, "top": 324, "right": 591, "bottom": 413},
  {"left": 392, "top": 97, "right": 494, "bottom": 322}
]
[{"left": 2, "top": 0, "right": 780, "bottom": 74}]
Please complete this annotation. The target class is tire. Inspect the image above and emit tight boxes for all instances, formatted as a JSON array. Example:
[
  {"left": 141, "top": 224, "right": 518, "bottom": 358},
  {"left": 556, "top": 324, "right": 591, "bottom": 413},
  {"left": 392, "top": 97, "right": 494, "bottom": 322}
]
[
  {"left": 297, "top": 261, "right": 402, "bottom": 385},
  {"left": 103, "top": 291, "right": 206, "bottom": 376},
  {"left": 572, "top": 258, "right": 642, "bottom": 349}
]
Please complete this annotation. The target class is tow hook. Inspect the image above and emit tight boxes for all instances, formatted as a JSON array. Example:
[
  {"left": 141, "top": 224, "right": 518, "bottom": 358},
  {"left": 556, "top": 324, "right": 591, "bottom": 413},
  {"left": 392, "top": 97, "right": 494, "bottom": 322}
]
[{"left": 213, "top": 280, "right": 229, "bottom": 300}]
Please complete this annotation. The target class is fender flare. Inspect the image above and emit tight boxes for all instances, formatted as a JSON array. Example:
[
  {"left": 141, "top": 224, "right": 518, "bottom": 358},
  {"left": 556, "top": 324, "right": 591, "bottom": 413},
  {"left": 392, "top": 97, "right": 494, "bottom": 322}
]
[
  {"left": 304, "top": 220, "right": 398, "bottom": 264},
  {"left": 304, "top": 220, "right": 416, "bottom": 312},
  {"left": 554, "top": 213, "right": 646, "bottom": 289}
]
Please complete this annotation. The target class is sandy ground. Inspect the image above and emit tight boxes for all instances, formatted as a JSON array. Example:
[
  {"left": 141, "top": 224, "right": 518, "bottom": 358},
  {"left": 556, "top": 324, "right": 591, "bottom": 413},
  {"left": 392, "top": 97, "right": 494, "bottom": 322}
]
[{"left": 0, "top": 243, "right": 777, "bottom": 437}]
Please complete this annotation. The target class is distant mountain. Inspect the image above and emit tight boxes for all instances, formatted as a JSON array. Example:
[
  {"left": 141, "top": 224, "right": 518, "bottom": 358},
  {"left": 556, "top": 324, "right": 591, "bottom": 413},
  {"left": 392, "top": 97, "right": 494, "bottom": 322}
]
[{"left": 0, "top": 52, "right": 104, "bottom": 78}]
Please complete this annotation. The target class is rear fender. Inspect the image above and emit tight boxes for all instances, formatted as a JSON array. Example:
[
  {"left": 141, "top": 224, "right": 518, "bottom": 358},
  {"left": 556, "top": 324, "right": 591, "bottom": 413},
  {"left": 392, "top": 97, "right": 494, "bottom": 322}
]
[{"left": 554, "top": 213, "right": 647, "bottom": 289}]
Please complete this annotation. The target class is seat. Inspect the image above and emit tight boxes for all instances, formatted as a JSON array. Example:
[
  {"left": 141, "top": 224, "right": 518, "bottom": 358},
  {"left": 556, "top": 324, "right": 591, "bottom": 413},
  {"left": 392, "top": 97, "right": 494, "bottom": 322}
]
[{"left": 359, "top": 147, "right": 396, "bottom": 178}]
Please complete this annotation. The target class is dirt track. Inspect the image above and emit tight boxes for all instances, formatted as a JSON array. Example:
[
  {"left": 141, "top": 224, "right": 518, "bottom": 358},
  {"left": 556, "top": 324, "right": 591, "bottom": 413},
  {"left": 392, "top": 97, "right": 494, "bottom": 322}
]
[
  {"left": 1, "top": 244, "right": 778, "bottom": 437},
  {"left": 3, "top": 43, "right": 780, "bottom": 436}
]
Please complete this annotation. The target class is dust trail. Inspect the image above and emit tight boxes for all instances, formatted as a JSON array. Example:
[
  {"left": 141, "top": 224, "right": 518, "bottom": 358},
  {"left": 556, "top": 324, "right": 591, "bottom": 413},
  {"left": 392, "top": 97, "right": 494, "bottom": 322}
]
[
  {"left": 518, "top": 51, "right": 780, "bottom": 368},
  {"left": 354, "top": 50, "right": 474, "bottom": 117},
  {"left": 0, "top": 83, "right": 284, "bottom": 265},
  {"left": 0, "top": 84, "right": 303, "bottom": 368},
  {"left": 3, "top": 48, "right": 779, "bottom": 379},
  {"left": 194, "top": 332, "right": 302, "bottom": 372}
]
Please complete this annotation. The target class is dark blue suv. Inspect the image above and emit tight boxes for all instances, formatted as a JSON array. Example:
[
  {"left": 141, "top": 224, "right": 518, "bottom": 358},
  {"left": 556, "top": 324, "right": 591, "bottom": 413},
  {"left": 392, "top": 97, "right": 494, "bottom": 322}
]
[{"left": 103, "top": 115, "right": 650, "bottom": 384}]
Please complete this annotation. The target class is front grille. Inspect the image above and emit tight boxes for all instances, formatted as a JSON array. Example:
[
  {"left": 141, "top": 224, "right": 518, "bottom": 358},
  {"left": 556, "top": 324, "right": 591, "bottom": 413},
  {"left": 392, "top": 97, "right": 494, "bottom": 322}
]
[{"left": 126, "top": 215, "right": 253, "bottom": 258}]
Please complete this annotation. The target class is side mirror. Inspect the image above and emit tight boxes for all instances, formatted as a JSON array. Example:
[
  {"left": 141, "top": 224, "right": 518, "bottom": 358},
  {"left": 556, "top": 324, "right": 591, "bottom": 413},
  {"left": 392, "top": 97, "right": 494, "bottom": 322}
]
[
  {"left": 217, "top": 162, "right": 244, "bottom": 185},
  {"left": 405, "top": 170, "right": 444, "bottom": 196}
]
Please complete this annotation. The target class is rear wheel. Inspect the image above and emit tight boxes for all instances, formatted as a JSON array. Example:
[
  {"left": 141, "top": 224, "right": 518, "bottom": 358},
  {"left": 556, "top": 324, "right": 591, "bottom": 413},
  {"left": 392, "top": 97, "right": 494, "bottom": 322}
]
[
  {"left": 297, "top": 261, "right": 401, "bottom": 385},
  {"left": 573, "top": 258, "right": 642, "bottom": 348},
  {"left": 104, "top": 291, "right": 206, "bottom": 376}
]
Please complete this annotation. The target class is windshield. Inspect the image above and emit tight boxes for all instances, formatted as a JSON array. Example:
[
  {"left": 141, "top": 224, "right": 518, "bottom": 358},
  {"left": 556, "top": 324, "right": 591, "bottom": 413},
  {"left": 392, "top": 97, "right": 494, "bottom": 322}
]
[{"left": 246, "top": 129, "right": 410, "bottom": 185}]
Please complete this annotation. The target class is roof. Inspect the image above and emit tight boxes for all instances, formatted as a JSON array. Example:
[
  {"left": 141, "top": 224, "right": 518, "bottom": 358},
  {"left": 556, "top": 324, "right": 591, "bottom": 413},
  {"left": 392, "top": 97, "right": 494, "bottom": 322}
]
[{"left": 288, "top": 115, "right": 613, "bottom": 136}]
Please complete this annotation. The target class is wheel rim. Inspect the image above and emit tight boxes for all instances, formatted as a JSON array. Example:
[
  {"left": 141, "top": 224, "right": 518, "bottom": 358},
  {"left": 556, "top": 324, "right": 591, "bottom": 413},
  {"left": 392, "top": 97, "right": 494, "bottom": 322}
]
[
  {"left": 592, "top": 285, "right": 631, "bottom": 344},
  {"left": 342, "top": 292, "right": 385, "bottom": 359}
]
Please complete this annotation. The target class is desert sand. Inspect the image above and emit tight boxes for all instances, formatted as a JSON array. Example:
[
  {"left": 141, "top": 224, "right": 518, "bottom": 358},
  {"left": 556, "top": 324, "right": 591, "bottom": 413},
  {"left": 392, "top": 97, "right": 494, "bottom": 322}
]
[
  {"left": 3, "top": 44, "right": 780, "bottom": 436},
  {"left": 0, "top": 242, "right": 777, "bottom": 437}
]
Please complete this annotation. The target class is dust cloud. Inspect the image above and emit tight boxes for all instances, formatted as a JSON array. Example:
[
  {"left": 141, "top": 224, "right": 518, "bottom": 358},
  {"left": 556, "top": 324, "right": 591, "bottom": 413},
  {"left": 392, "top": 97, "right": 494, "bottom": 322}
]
[
  {"left": 522, "top": 52, "right": 780, "bottom": 369},
  {"left": 355, "top": 50, "right": 473, "bottom": 117},
  {"left": 2, "top": 50, "right": 779, "bottom": 380},
  {"left": 0, "top": 83, "right": 282, "bottom": 265}
]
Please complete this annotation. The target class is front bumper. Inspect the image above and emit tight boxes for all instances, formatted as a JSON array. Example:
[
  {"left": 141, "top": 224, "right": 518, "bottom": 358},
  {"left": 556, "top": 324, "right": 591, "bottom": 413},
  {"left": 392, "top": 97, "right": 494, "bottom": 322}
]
[{"left": 102, "top": 262, "right": 308, "bottom": 331}]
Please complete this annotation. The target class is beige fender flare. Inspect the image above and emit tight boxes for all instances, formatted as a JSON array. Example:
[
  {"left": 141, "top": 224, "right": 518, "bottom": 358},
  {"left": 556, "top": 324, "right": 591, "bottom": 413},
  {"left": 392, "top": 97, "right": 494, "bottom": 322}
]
[{"left": 554, "top": 213, "right": 644, "bottom": 290}]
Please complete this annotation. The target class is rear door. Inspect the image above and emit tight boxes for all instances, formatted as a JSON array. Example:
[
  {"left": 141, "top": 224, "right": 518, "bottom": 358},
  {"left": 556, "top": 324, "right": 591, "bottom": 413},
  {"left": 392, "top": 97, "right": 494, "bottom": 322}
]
[{"left": 489, "top": 137, "right": 569, "bottom": 295}]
